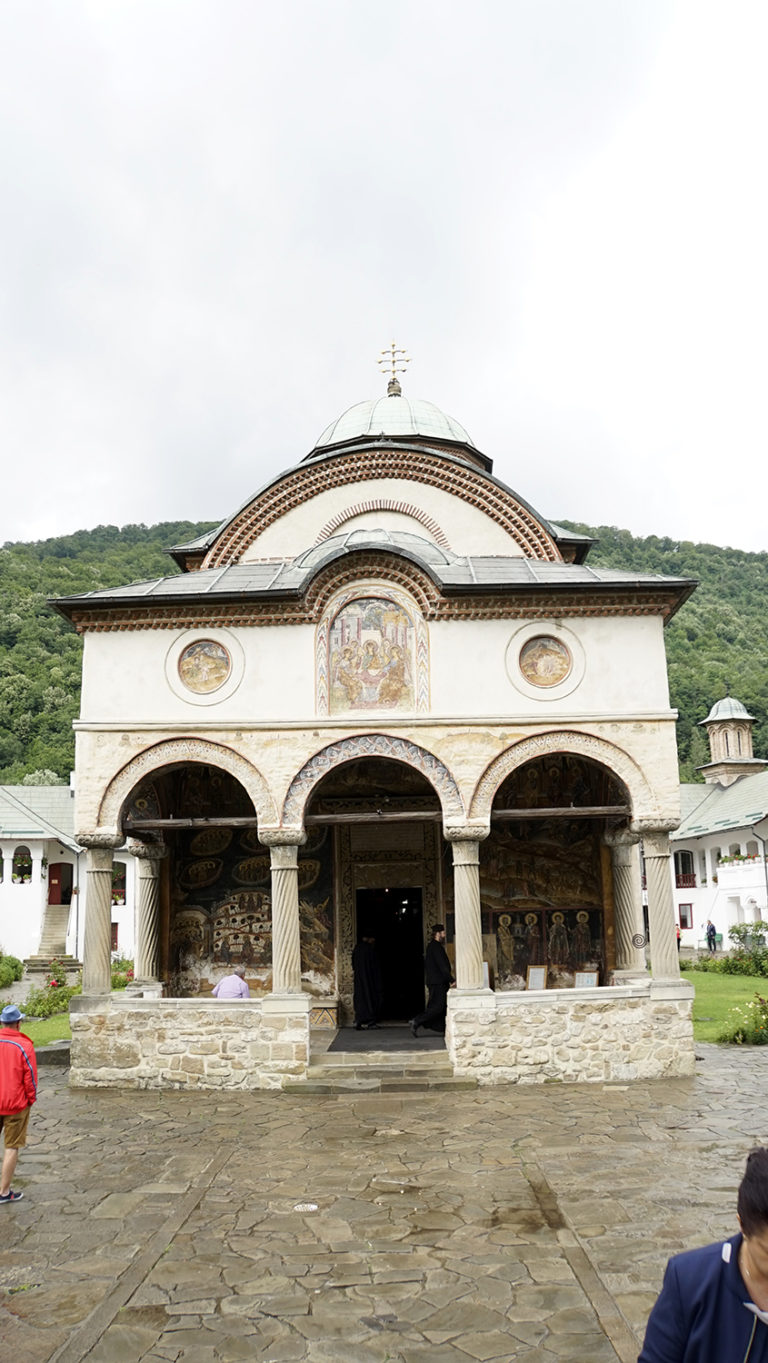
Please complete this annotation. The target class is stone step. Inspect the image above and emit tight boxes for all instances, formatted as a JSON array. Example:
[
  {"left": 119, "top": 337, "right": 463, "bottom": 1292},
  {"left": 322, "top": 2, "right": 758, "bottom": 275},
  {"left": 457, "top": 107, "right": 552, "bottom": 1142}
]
[
  {"left": 23, "top": 955, "right": 81, "bottom": 973},
  {"left": 284, "top": 1047, "right": 476, "bottom": 1093}
]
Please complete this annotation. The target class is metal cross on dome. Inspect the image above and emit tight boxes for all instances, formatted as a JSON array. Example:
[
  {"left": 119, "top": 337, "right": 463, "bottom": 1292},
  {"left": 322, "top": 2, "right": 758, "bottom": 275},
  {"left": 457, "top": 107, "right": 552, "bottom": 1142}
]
[{"left": 378, "top": 341, "right": 411, "bottom": 395}]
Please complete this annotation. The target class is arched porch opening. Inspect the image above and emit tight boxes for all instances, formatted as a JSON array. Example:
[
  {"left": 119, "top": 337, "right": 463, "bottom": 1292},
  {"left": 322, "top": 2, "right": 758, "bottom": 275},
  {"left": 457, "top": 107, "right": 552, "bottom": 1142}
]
[
  {"left": 304, "top": 755, "right": 446, "bottom": 1024},
  {"left": 119, "top": 760, "right": 263, "bottom": 996},
  {"left": 460, "top": 752, "right": 632, "bottom": 990}
]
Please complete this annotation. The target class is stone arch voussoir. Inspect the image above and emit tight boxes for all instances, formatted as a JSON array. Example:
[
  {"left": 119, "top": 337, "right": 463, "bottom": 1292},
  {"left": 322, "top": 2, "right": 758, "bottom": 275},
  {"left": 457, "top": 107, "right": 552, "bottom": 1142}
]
[
  {"left": 469, "top": 731, "right": 657, "bottom": 826},
  {"left": 97, "top": 738, "right": 278, "bottom": 834},
  {"left": 282, "top": 734, "right": 464, "bottom": 827}
]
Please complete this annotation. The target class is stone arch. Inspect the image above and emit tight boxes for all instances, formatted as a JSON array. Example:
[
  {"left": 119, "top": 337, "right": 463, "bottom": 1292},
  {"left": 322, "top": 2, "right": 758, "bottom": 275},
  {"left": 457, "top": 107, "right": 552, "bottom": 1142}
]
[
  {"left": 469, "top": 731, "right": 656, "bottom": 825},
  {"left": 282, "top": 734, "right": 464, "bottom": 827},
  {"left": 97, "top": 738, "right": 278, "bottom": 834}
]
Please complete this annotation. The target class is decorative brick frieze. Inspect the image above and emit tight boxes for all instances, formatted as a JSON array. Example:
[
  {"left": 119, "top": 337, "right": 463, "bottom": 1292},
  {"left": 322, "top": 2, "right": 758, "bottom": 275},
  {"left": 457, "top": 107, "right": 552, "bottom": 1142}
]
[
  {"left": 67, "top": 585, "right": 683, "bottom": 634},
  {"left": 315, "top": 499, "right": 452, "bottom": 548},
  {"left": 202, "top": 449, "right": 561, "bottom": 568}
]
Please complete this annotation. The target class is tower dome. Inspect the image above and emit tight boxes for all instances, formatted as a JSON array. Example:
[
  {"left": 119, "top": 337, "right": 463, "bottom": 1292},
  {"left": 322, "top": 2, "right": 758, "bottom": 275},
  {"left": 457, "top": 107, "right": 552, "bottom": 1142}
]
[{"left": 313, "top": 393, "right": 473, "bottom": 450}]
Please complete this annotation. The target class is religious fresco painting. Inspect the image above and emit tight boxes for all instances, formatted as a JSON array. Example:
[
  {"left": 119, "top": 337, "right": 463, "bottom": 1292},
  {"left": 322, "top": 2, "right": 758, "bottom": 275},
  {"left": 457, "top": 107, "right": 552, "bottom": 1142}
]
[
  {"left": 443, "top": 753, "right": 620, "bottom": 990},
  {"left": 167, "top": 816, "right": 334, "bottom": 996},
  {"left": 178, "top": 639, "right": 231, "bottom": 694},
  {"left": 328, "top": 597, "right": 415, "bottom": 714},
  {"left": 518, "top": 635, "right": 572, "bottom": 688}
]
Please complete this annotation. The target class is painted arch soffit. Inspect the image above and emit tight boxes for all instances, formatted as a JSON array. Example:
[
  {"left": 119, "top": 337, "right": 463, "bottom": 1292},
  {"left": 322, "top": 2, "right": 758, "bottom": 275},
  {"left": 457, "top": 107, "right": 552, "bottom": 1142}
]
[
  {"left": 201, "top": 450, "right": 561, "bottom": 568},
  {"left": 97, "top": 738, "right": 278, "bottom": 833},
  {"left": 469, "top": 731, "right": 657, "bottom": 825},
  {"left": 282, "top": 734, "right": 464, "bottom": 827}
]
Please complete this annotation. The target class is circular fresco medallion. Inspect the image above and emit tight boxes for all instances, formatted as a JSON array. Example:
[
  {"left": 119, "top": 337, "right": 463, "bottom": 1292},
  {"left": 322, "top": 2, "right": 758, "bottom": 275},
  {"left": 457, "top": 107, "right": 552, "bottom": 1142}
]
[
  {"left": 178, "top": 640, "right": 231, "bottom": 695},
  {"left": 519, "top": 635, "right": 572, "bottom": 688}
]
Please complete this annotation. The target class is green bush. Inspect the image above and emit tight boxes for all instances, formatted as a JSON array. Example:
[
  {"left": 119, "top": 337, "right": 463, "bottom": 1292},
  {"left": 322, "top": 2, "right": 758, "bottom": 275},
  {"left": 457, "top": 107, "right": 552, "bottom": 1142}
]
[
  {"left": 718, "top": 992, "right": 768, "bottom": 1045},
  {"left": 0, "top": 954, "right": 24, "bottom": 990},
  {"left": 21, "top": 981, "right": 81, "bottom": 1019},
  {"left": 111, "top": 958, "right": 134, "bottom": 990}
]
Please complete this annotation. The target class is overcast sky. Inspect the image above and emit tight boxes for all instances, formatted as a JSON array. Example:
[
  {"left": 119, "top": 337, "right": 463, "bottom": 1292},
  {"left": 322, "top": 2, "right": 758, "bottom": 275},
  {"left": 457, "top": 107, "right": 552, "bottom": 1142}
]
[{"left": 1, "top": 1, "right": 766, "bottom": 554}]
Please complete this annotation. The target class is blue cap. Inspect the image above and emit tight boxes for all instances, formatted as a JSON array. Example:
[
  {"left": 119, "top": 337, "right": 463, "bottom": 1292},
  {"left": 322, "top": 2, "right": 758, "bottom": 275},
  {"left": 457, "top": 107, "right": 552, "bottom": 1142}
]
[{"left": 0, "top": 1005, "right": 25, "bottom": 1024}]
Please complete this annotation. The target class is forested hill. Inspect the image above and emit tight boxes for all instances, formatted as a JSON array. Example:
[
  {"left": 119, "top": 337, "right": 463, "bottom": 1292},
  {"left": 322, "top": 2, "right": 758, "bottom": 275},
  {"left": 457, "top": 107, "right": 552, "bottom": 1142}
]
[
  {"left": 0, "top": 522, "right": 217, "bottom": 783},
  {"left": 0, "top": 518, "right": 766, "bottom": 784},
  {"left": 558, "top": 522, "right": 768, "bottom": 779}
]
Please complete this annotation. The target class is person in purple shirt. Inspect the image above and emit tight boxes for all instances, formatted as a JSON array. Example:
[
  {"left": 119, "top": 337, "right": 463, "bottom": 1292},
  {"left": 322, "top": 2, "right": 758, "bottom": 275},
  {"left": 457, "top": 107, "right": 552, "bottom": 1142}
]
[{"left": 212, "top": 965, "right": 250, "bottom": 999}]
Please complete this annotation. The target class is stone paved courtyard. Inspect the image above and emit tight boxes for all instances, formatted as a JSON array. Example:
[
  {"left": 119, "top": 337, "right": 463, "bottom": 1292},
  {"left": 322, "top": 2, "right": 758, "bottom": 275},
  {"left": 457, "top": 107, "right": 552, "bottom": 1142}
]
[{"left": 1, "top": 1043, "right": 767, "bottom": 1363}]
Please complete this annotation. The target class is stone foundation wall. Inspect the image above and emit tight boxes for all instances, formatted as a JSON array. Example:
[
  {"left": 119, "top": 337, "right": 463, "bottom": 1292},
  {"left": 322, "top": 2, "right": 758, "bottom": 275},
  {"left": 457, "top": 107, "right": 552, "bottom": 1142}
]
[
  {"left": 446, "top": 981, "right": 695, "bottom": 1085},
  {"left": 69, "top": 994, "right": 310, "bottom": 1090}
]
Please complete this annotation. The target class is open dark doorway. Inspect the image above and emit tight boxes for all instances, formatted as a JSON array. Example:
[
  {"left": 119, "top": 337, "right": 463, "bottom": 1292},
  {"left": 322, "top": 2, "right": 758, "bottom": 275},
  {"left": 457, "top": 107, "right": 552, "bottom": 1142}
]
[{"left": 356, "top": 887, "right": 424, "bottom": 1021}]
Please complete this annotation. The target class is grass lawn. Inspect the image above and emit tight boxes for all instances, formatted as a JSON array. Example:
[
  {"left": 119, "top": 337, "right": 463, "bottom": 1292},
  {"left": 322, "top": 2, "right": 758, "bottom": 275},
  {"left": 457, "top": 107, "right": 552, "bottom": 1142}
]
[
  {"left": 23, "top": 1015, "right": 72, "bottom": 1047},
  {"left": 687, "top": 970, "right": 768, "bottom": 1043}
]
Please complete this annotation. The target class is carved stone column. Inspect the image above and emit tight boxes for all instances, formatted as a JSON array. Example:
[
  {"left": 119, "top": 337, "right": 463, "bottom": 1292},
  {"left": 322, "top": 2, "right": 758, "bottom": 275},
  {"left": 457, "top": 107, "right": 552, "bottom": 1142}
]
[
  {"left": 129, "top": 839, "right": 165, "bottom": 983},
  {"left": 78, "top": 834, "right": 122, "bottom": 996},
  {"left": 444, "top": 825, "right": 489, "bottom": 992},
  {"left": 634, "top": 823, "right": 681, "bottom": 981},
  {"left": 260, "top": 829, "right": 305, "bottom": 995},
  {"left": 604, "top": 829, "right": 647, "bottom": 976}
]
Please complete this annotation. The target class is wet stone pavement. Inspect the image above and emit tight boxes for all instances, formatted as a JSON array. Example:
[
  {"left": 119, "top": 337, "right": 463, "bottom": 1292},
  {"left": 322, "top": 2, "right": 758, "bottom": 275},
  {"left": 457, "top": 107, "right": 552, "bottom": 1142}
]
[{"left": 1, "top": 1043, "right": 767, "bottom": 1363}]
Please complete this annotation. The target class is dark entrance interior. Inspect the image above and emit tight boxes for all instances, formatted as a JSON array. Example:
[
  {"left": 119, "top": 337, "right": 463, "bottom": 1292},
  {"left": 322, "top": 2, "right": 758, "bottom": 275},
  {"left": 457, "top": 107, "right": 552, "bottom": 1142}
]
[{"left": 356, "top": 887, "right": 424, "bottom": 1021}]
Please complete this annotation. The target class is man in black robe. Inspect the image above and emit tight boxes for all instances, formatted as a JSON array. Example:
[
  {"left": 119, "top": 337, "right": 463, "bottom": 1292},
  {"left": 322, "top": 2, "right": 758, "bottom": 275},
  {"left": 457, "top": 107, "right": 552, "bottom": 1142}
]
[
  {"left": 352, "top": 936, "right": 383, "bottom": 1029},
  {"left": 410, "top": 924, "right": 454, "bottom": 1037}
]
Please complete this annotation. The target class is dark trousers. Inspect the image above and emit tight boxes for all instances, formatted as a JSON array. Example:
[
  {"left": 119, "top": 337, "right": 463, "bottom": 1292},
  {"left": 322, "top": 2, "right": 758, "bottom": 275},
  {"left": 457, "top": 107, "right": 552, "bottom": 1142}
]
[{"left": 413, "top": 983, "right": 449, "bottom": 1034}]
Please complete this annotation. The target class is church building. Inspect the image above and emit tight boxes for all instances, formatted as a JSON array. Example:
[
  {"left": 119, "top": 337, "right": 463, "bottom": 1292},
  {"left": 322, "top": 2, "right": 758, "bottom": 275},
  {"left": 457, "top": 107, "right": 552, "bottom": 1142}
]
[{"left": 54, "top": 352, "right": 697, "bottom": 1088}]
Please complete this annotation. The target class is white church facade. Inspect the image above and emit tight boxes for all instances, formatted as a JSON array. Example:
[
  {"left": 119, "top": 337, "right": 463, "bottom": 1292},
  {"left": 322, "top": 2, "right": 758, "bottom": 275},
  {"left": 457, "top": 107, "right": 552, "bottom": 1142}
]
[{"left": 54, "top": 362, "right": 697, "bottom": 1089}]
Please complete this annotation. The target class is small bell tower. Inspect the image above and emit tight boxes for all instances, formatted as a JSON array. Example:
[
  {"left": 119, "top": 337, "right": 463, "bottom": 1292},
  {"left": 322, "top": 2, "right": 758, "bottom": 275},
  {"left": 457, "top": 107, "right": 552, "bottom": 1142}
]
[{"left": 699, "top": 695, "right": 768, "bottom": 786}]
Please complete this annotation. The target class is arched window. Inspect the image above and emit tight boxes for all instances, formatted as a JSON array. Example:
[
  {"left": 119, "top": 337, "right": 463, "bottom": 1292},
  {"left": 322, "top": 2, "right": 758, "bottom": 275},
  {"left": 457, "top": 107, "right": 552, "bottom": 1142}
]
[
  {"left": 112, "top": 863, "right": 126, "bottom": 906},
  {"left": 674, "top": 850, "right": 696, "bottom": 889},
  {"left": 12, "top": 846, "right": 32, "bottom": 883}
]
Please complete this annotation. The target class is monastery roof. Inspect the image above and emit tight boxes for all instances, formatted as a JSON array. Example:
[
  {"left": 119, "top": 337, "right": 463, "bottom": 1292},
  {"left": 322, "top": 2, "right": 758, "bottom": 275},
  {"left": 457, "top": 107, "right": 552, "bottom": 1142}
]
[
  {"left": 673, "top": 770, "right": 768, "bottom": 840},
  {"left": 0, "top": 785, "right": 78, "bottom": 849},
  {"left": 52, "top": 532, "right": 697, "bottom": 616}
]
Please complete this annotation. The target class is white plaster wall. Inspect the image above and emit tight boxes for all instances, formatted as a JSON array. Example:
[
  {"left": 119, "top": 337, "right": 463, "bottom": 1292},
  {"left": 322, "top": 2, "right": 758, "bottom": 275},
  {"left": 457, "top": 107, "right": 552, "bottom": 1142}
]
[
  {"left": 239, "top": 478, "right": 527, "bottom": 559},
  {"left": 79, "top": 613, "right": 671, "bottom": 728},
  {"left": 430, "top": 615, "right": 671, "bottom": 716},
  {"left": 79, "top": 625, "right": 315, "bottom": 723}
]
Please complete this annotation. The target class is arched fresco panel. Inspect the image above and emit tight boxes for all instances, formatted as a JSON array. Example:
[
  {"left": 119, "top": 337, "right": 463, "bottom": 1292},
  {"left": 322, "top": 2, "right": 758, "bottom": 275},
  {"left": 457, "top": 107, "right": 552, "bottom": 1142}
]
[
  {"left": 97, "top": 738, "right": 277, "bottom": 834},
  {"left": 469, "top": 731, "right": 655, "bottom": 826},
  {"left": 316, "top": 584, "right": 429, "bottom": 716},
  {"left": 282, "top": 734, "right": 463, "bottom": 827}
]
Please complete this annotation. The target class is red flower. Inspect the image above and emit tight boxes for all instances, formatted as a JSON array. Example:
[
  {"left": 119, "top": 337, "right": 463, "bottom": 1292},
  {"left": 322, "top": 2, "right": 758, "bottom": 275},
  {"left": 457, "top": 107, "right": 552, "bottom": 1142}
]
[{"left": 49, "top": 979, "right": 58, "bottom": 987}]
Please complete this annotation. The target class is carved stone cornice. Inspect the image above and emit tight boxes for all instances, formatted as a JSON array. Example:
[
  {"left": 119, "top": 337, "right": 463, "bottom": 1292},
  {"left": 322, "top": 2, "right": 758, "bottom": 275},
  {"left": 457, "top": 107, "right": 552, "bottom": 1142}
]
[
  {"left": 76, "top": 832, "right": 124, "bottom": 850},
  {"left": 257, "top": 827, "right": 307, "bottom": 848},
  {"left": 443, "top": 824, "right": 491, "bottom": 844}
]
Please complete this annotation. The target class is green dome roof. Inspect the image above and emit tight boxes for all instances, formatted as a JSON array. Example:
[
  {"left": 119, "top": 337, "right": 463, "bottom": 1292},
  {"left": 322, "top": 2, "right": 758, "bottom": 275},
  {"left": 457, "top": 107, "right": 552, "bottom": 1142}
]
[{"left": 314, "top": 394, "right": 473, "bottom": 449}]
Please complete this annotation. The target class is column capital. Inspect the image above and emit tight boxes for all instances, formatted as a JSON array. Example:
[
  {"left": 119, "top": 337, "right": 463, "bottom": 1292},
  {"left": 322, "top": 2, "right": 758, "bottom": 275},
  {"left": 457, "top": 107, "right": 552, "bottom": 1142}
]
[
  {"left": 77, "top": 831, "right": 124, "bottom": 850},
  {"left": 269, "top": 844, "right": 299, "bottom": 870},
  {"left": 602, "top": 825, "right": 640, "bottom": 850},
  {"left": 258, "top": 826, "right": 307, "bottom": 848},
  {"left": 126, "top": 837, "right": 167, "bottom": 862},
  {"left": 631, "top": 818, "right": 679, "bottom": 839},
  {"left": 443, "top": 822, "right": 490, "bottom": 843},
  {"left": 451, "top": 839, "right": 480, "bottom": 868}
]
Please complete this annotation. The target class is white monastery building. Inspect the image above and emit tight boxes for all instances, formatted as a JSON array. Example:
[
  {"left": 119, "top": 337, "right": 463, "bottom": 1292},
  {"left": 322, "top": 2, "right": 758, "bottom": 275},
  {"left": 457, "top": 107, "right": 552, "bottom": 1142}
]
[
  {"left": 53, "top": 355, "right": 698, "bottom": 1089},
  {"left": 670, "top": 697, "right": 768, "bottom": 949}
]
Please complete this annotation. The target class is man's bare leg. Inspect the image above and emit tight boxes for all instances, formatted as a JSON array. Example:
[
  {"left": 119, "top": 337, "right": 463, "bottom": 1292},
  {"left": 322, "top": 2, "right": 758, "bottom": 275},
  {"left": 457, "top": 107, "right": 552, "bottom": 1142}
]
[{"left": 0, "top": 1146, "right": 19, "bottom": 1197}]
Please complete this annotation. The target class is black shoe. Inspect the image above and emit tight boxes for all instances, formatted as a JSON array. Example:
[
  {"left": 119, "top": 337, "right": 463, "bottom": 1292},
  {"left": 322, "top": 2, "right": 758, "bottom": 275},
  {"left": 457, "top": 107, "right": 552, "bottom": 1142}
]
[
  {"left": 409, "top": 1019, "right": 419, "bottom": 1038},
  {"left": 355, "top": 1023, "right": 362, "bottom": 1030}
]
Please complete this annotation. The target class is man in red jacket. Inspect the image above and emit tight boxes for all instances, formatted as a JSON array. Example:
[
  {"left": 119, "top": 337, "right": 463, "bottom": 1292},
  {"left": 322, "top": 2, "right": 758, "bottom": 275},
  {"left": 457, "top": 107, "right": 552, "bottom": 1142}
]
[{"left": 0, "top": 1004, "right": 38, "bottom": 1204}]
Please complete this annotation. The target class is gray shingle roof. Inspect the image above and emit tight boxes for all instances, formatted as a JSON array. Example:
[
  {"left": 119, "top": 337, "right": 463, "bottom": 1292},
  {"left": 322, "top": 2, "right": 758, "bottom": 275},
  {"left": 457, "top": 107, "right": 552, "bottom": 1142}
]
[
  {"left": 673, "top": 772, "right": 768, "bottom": 840},
  {"left": 53, "top": 532, "right": 696, "bottom": 616},
  {"left": 0, "top": 786, "right": 78, "bottom": 847}
]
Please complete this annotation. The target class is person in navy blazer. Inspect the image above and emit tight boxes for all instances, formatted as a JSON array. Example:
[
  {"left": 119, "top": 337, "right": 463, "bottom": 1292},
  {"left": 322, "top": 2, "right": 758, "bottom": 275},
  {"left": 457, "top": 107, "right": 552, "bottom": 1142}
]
[{"left": 639, "top": 1147, "right": 768, "bottom": 1362}]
